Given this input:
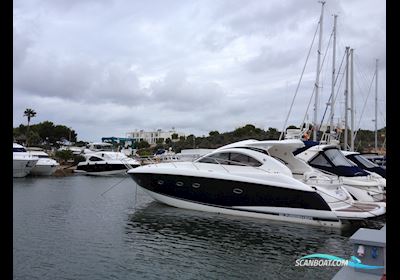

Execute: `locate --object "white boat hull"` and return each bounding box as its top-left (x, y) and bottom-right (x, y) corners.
top-left (13, 159), bottom-right (37, 178)
top-left (30, 164), bottom-right (59, 176)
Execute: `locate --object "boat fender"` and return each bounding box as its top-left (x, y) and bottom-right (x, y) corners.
top-left (357, 245), bottom-right (365, 257)
top-left (371, 247), bottom-right (378, 259)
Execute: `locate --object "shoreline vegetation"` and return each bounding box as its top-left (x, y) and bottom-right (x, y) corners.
top-left (14, 122), bottom-right (386, 174)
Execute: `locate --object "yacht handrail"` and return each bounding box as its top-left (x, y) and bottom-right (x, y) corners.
top-left (135, 155), bottom-right (280, 175)
top-left (194, 156), bottom-right (278, 175)
top-left (120, 157), bottom-right (135, 170)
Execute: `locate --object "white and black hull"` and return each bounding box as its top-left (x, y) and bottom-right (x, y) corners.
top-left (129, 171), bottom-right (342, 227)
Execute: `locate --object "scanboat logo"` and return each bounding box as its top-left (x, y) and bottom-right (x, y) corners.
top-left (295, 254), bottom-right (384, 269)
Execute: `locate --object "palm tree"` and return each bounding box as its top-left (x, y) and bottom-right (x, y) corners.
top-left (23, 108), bottom-right (37, 146)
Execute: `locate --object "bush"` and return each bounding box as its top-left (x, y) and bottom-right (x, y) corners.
top-left (54, 150), bottom-right (74, 163)
top-left (73, 155), bottom-right (86, 165)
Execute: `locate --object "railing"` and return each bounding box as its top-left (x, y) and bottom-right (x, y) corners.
top-left (133, 154), bottom-right (289, 177)
top-left (120, 158), bottom-right (135, 170)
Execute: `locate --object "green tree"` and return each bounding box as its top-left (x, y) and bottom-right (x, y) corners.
top-left (209, 131), bottom-right (220, 137)
top-left (23, 108), bottom-right (37, 146)
top-left (266, 127), bottom-right (280, 139)
top-left (26, 130), bottom-right (42, 146)
top-left (36, 121), bottom-right (55, 142)
top-left (137, 140), bottom-right (150, 149)
top-left (54, 150), bottom-right (74, 163)
top-left (171, 133), bottom-right (178, 140)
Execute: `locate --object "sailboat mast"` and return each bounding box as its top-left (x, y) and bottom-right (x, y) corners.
top-left (375, 59), bottom-right (378, 151)
top-left (344, 47), bottom-right (350, 150)
top-left (350, 48), bottom-right (355, 151)
top-left (313, 1), bottom-right (325, 141)
top-left (330, 14), bottom-right (338, 134)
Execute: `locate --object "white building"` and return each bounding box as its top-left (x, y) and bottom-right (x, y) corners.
top-left (126, 129), bottom-right (185, 145)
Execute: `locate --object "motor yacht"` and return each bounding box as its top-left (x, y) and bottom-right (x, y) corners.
top-left (13, 143), bottom-right (39, 178)
top-left (361, 153), bottom-right (386, 169)
top-left (26, 148), bottom-right (60, 176)
top-left (342, 151), bottom-right (386, 178)
top-left (83, 142), bottom-right (114, 154)
top-left (127, 139), bottom-right (385, 227)
top-left (216, 139), bottom-right (385, 221)
top-left (58, 146), bottom-right (84, 155)
top-left (75, 151), bottom-right (140, 176)
top-left (294, 143), bottom-right (385, 202)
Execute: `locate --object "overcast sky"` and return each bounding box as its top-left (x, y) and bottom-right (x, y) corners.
top-left (13, 0), bottom-right (386, 142)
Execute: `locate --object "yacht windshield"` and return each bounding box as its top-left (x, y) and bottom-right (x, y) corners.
top-left (198, 152), bottom-right (262, 167)
top-left (354, 155), bottom-right (378, 168)
top-left (13, 147), bottom-right (27, 152)
top-left (324, 149), bottom-right (354, 167)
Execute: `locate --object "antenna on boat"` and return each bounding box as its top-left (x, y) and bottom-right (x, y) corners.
top-left (329, 14), bottom-right (338, 135)
top-left (374, 59), bottom-right (378, 151)
top-left (343, 49), bottom-right (349, 149)
top-left (350, 48), bottom-right (355, 151)
top-left (313, 1), bottom-right (325, 141)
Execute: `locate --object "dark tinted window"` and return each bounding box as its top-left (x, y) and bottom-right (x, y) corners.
top-left (38, 155), bottom-right (49, 158)
top-left (198, 152), bottom-right (261, 167)
top-left (198, 152), bottom-right (230, 164)
top-left (230, 152), bottom-right (262, 167)
top-left (89, 156), bottom-right (103, 162)
top-left (325, 149), bottom-right (354, 167)
top-left (354, 155), bottom-right (378, 168)
top-left (310, 154), bottom-right (331, 167)
top-left (13, 147), bottom-right (27, 152)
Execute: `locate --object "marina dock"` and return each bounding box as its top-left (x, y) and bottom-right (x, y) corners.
top-left (332, 224), bottom-right (386, 280)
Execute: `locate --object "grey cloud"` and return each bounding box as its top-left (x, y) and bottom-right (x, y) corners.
top-left (201, 27), bottom-right (238, 52)
top-left (14, 54), bottom-right (96, 99)
top-left (13, 0), bottom-right (386, 141)
top-left (148, 69), bottom-right (226, 111)
top-left (244, 47), bottom-right (305, 73)
top-left (14, 53), bottom-right (147, 106)
top-left (13, 27), bottom-right (33, 68)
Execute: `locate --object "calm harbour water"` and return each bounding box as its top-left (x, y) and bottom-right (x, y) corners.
top-left (13, 175), bottom-right (385, 280)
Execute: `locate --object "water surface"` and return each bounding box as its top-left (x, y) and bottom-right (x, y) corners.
top-left (13, 175), bottom-right (384, 279)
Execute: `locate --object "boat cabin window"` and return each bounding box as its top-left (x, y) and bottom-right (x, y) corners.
top-left (37, 155), bottom-right (49, 158)
top-left (230, 152), bottom-right (261, 167)
top-left (13, 147), bottom-right (27, 152)
top-left (309, 154), bottom-right (331, 167)
top-left (198, 152), bottom-right (230, 165)
top-left (198, 152), bottom-right (262, 167)
top-left (353, 155), bottom-right (378, 168)
top-left (89, 156), bottom-right (104, 162)
top-left (324, 149), bottom-right (354, 167)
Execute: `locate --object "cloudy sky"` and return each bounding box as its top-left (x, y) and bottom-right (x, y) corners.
top-left (13, 0), bottom-right (386, 142)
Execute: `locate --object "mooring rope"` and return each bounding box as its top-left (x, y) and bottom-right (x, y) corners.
top-left (100, 176), bottom-right (128, 196)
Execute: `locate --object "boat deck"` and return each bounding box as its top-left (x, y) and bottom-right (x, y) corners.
top-left (336, 203), bottom-right (380, 212)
